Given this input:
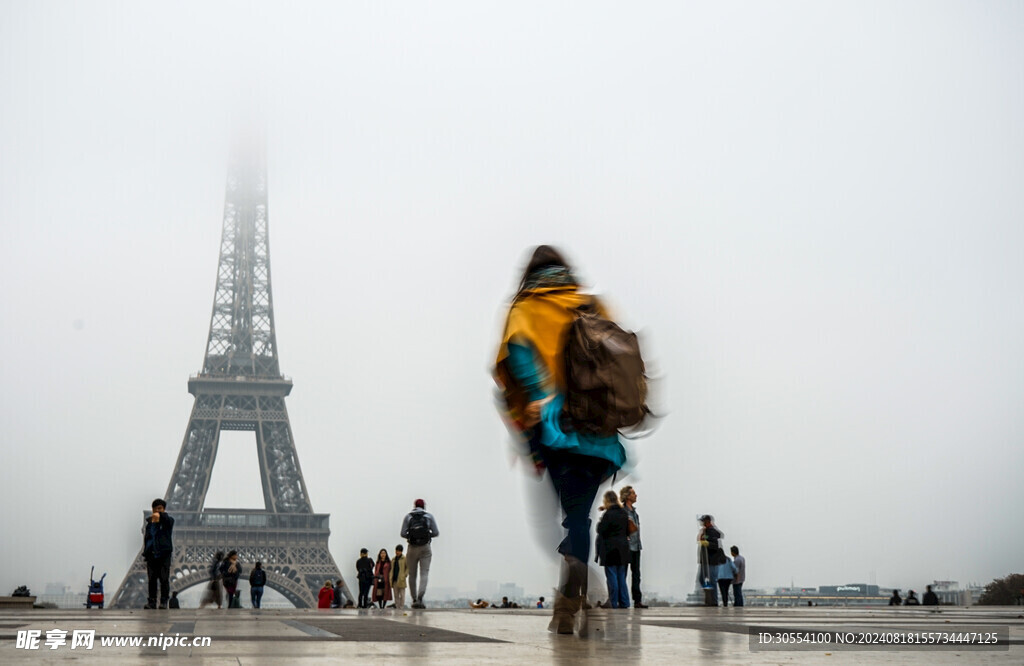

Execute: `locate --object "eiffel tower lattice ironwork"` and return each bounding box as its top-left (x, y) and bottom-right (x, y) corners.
top-left (111, 150), bottom-right (351, 608)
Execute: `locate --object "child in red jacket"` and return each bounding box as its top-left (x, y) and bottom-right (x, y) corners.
top-left (318, 580), bottom-right (334, 609)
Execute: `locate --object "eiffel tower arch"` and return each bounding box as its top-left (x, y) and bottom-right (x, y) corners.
top-left (111, 147), bottom-right (351, 608)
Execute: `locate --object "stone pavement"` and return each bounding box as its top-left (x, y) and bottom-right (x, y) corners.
top-left (1, 605), bottom-right (1021, 664)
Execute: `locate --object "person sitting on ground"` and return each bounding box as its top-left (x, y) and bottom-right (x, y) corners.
top-left (499, 596), bottom-right (511, 608)
top-left (922, 585), bottom-right (939, 606)
top-left (332, 579), bottom-right (345, 609)
top-left (536, 596), bottom-right (545, 609)
top-left (318, 580), bottom-right (334, 609)
top-left (904, 589), bottom-right (920, 605)
top-left (470, 599), bottom-right (490, 609)
top-left (889, 589), bottom-right (902, 606)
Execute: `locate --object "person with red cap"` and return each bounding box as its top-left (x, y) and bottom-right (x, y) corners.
top-left (400, 498), bottom-right (440, 609)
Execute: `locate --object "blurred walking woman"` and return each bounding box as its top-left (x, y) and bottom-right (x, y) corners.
top-left (596, 491), bottom-right (630, 609)
top-left (494, 246), bottom-right (627, 634)
top-left (372, 549), bottom-right (392, 609)
top-left (220, 550), bottom-right (242, 607)
top-left (199, 551), bottom-right (225, 609)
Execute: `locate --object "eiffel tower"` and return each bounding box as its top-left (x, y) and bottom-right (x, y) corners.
top-left (111, 146), bottom-right (351, 608)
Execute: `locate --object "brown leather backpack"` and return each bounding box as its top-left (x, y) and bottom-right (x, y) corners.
top-left (562, 303), bottom-right (648, 436)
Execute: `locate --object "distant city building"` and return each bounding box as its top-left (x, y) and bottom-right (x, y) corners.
top-left (498, 583), bottom-right (524, 600)
top-left (921, 581), bottom-right (986, 606)
top-left (38, 584), bottom-right (88, 609)
top-left (678, 579), bottom-right (989, 608)
top-left (667, 584), bottom-right (691, 601)
top-left (819, 584), bottom-right (880, 596)
top-left (44, 583), bottom-right (73, 596)
top-left (930, 580), bottom-right (961, 605)
top-left (476, 581), bottom-right (498, 598)
top-left (689, 583), bottom-right (888, 607)
top-left (426, 587), bottom-right (459, 602)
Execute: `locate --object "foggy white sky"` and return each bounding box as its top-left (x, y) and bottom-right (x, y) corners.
top-left (1, 1), bottom-right (1022, 601)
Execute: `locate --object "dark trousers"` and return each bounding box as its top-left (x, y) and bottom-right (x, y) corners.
top-left (732, 582), bottom-right (744, 607)
top-left (628, 550), bottom-right (642, 604)
top-left (251, 585), bottom-right (264, 609)
top-left (540, 447), bottom-right (608, 601)
top-left (146, 556), bottom-right (171, 608)
top-left (718, 579), bottom-right (732, 606)
top-left (543, 449), bottom-right (608, 564)
top-left (358, 579), bottom-right (372, 608)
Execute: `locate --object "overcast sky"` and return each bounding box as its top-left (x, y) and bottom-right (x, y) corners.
top-left (1, 1), bottom-right (1022, 602)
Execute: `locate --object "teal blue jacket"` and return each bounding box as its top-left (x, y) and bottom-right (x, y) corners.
top-left (506, 342), bottom-right (626, 470)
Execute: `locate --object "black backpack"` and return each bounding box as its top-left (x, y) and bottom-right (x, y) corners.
top-left (407, 513), bottom-right (431, 546)
top-left (563, 303), bottom-right (648, 436)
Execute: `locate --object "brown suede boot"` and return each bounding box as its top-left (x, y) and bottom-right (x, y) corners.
top-left (548, 592), bottom-right (580, 634)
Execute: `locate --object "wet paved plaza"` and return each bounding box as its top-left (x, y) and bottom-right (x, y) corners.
top-left (1, 605), bottom-right (1021, 663)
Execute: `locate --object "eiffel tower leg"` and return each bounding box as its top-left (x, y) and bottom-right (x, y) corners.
top-left (109, 548), bottom-right (155, 610)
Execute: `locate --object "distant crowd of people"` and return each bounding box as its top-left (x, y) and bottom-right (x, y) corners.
top-left (470, 596), bottom-right (538, 609)
top-left (889, 585), bottom-right (940, 606)
top-left (140, 496), bottom-right (441, 611)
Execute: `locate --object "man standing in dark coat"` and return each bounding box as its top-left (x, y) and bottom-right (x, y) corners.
top-left (143, 498), bottom-right (174, 609)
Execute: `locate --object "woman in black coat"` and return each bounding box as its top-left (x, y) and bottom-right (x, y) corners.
top-left (596, 490), bottom-right (631, 608)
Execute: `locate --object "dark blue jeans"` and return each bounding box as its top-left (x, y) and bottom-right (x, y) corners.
top-left (538, 445), bottom-right (610, 600)
top-left (250, 585), bottom-right (264, 608)
top-left (605, 565), bottom-right (630, 608)
top-left (542, 448), bottom-right (609, 563)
